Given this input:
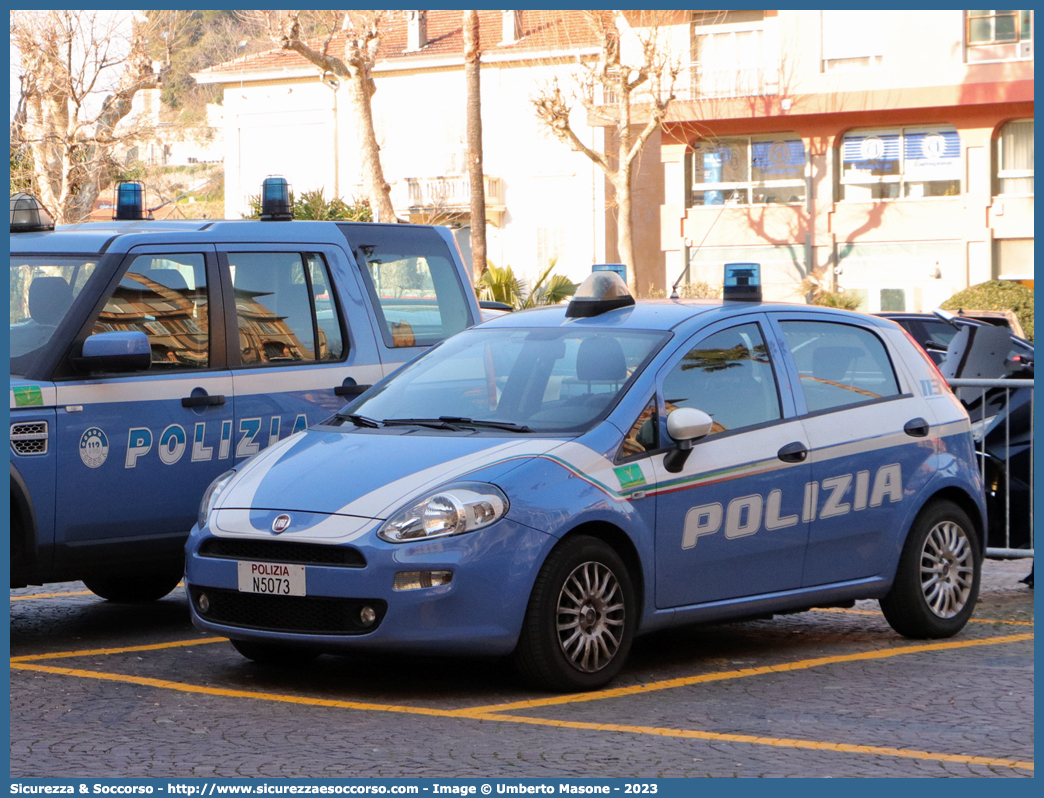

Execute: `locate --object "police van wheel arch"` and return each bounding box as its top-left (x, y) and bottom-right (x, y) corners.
top-left (879, 500), bottom-right (981, 639)
top-left (230, 638), bottom-right (321, 666)
top-left (9, 468), bottom-right (38, 578)
top-left (513, 535), bottom-right (636, 692)
top-left (82, 566), bottom-right (184, 603)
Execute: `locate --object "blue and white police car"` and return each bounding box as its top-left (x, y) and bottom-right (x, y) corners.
top-left (9, 185), bottom-right (480, 601)
top-left (186, 265), bottom-right (986, 691)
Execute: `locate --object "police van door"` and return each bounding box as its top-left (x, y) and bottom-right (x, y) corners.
top-left (771, 315), bottom-right (935, 587)
top-left (53, 246), bottom-right (233, 572)
top-left (218, 245), bottom-right (383, 461)
top-left (653, 316), bottom-right (812, 608)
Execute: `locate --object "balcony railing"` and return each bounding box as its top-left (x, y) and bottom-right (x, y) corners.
top-left (688, 61), bottom-right (779, 100)
top-left (406, 175), bottom-right (502, 209)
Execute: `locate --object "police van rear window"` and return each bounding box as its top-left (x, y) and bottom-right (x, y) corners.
top-left (340, 225), bottom-right (472, 349)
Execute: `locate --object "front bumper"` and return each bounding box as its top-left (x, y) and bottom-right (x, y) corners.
top-left (186, 511), bottom-right (555, 656)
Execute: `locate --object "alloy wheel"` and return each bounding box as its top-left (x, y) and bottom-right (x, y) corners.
top-left (555, 561), bottom-right (626, 673)
top-left (920, 520), bottom-right (975, 619)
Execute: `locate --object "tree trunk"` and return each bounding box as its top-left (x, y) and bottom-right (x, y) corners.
top-left (464, 10), bottom-right (487, 280)
top-left (346, 70), bottom-right (396, 223)
top-left (616, 81), bottom-right (637, 294)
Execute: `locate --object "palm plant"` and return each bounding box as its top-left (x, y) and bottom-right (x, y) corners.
top-left (477, 259), bottom-right (577, 310)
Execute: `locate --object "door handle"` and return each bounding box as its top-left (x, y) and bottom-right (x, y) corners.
top-left (777, 441), bottom-right (808, 463)
top-left (182, 393), bottom-right (226, 408)
top-left (904, 417), bottom-right (930, 438)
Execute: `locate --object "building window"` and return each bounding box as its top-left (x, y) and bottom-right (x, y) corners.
top-left (996, 119), bottom-right (1034, 195)
top-left (689, 135), bottom-right (806, 207)
top-left (689, 11), bottom-right (776, 100)
top-left (821, 10), bottom-right (885, 71)
top-left (536, 227), bottom-right (566, 271)
top-left (966, 10), bottom-right (1033, 61)
top-left (994, 239), bottom-right (1034, 281)
top-left (840, 127), bottom-right (961, 201)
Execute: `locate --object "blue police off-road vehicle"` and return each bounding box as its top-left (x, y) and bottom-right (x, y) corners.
top-left (9, 184), bottom-right (480, 602)
top-left (186, 266), bottom-right (987, 691)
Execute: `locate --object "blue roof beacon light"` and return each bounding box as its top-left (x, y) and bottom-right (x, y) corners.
top-left (566, 270), bottom-right (635, 318)
top-left (10, 193), bottom-right (55, 233)
top-left (591, 263), bottom-right (627, 283)
top-left (114, 181), bottom-right (146, 221)
top-left (260, 176), bottom-right (293, 221)
top-left (723, 262), bottom-right (762, 302)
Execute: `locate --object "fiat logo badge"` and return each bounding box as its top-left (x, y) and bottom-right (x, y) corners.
top-left (272, 514), bottom-right (292, 534)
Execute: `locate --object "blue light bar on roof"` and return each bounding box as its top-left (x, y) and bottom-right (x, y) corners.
top-left (114, 181), bottom-right (145, 221)
top-left (260, 176), bottom-right (293, 221)
top-left (723, 262), bottom-right (762, 302)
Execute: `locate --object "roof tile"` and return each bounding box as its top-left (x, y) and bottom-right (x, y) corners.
top-left (199, 10), bottom-right (606, 77)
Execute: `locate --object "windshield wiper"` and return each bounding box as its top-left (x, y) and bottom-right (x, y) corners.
top-left (436, 416), bottom-right (533, 433)
top-left (382, 417), bottom-right (463, 431)
top-left (334, 412), bottom-right (382, 429)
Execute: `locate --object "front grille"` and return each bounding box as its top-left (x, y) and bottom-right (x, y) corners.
top-left (11, 422), bottom-right (48, 456)
top-left (191, 587), bottom-right (386, 635)
top-left (199, 538), bottom-right (366, 567)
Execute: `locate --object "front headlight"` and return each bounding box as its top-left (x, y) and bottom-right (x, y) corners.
top-left (378, 481), bottom-right (509, 543)
top-left (198, 469), bottom-right (236, 530)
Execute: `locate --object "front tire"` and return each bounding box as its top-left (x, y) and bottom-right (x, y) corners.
top-left (880, 501), bottom-right (981, 638)
top-left (83, 567), bottom-right (184, 603)
top-left (514, 535), bottom-right (635, 692)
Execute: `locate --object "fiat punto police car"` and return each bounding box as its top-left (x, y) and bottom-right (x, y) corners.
top-left (186, 266), bottom-right (986, 691)
top-left (9, 185), bottom-right (480, 601)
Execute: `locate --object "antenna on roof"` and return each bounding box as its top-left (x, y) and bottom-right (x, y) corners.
top-left (669, 189), bottom-right (739, 299)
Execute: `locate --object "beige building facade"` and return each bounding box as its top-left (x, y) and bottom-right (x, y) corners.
top-left (196, 10), bottom-right (1033, 307)
top-left (642, 9), bottom-right (1034, 309)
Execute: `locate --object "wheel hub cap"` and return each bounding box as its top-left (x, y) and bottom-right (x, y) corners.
top-left (556, 561), bottom-right (625, 673)
top-left (920, 520), bottom-right (974, 619)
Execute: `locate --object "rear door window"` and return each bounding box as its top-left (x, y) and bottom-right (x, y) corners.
top-left (780, 320), bottom-right (900, 413)
top-left (227, 251), bottom-right (347, 367)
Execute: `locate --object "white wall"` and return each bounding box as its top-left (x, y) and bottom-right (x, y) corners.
top-left (220, 58), bottom-right (605, 290)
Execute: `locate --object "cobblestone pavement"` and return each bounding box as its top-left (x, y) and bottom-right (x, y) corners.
top-left (10, 559), bottom-right (1033, 779)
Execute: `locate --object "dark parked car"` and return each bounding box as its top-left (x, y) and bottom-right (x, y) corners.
top-left (877, 311), bottom-right (1033, 373)
top-left (878, 311), bottom-right (1033, 554)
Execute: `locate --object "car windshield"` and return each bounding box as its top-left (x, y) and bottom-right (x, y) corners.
top-left (10, 256), bottom-right (100, 375)
top-left (348, 326), bottom-right (668, 433)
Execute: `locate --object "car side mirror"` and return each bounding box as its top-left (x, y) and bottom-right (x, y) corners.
top-left (663, 407), bottom-right (714, 473)
top-left (77, 331), bottom-right (152, 374)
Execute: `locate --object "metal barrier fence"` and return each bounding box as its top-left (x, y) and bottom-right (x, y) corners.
top-left (948, 377), bottom-right (1034, 558)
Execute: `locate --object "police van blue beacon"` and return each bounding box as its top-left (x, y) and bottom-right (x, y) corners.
top-left (186, 265), bottom-right (987, 691)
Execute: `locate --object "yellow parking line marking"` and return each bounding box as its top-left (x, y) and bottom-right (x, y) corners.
top-left (10, 582), bottom-right (185, 602)
top-left (11, 590), bottom-right (96, 601)
top-left (10, 661), bottom-right (465, 718)
top-left (814, 607), bottom-right (1034, 626)
top-left (10, 637), bottom-right (226, 663)
top-left (463, 713), bottom-right (1034, 772)
top-left (457, 632), bottom-right (1034, 715)
top-left (10, 658), bottom-right (1032, 772)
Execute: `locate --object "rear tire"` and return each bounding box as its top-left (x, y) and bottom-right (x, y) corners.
top-left (83, 567), bottom-right (184, 603)
top-left (230, 638), bottom-right (320, 667)
top-left (514, 535), bottom-right (635, 692)
top-left (880, 501), bottom-right (981, 638)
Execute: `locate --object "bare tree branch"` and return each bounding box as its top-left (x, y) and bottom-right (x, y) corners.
top-left (257, 9), bottom-right (396, 222)
top-left (531, 10), bottom-right (680, 291)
